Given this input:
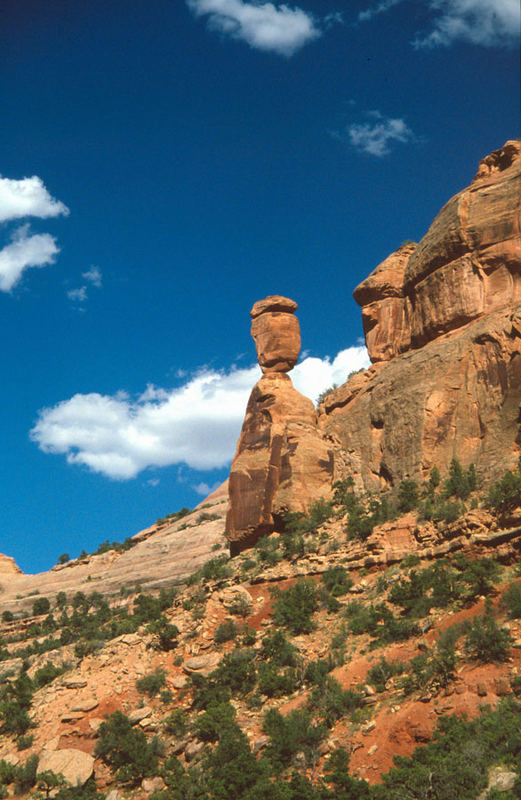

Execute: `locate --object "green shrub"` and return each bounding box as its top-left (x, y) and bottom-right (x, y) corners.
top-left (464, 612), bottom-right (512, 662)
top-left (271, 579), bottom-right (319, 635)
top-left (323, 748), bottom-right (372, 799)
top-left (229, 595), bottom-right (251, 618)
top-left (214, 620), bottom-right (238, 644)
top-left (32, 597), bottom-right (51, 616)
top-left (304, 657), bottom-right (334, 686)
top-left (190, 673), bottom-right (231, 711)
top-left (321, 565), bottom-right (353, 596)
top-left (200, 556), bottom-right (232, 582)
top-left (94, 710), bottom-right (162, 785)
top-left (195, 701), bottom-right (236, 742)
top-left (367, 657), bottom-right (406, 692)
top-left (254, 535), bottom-right (283, 567)
top-left (146, 616), bottom-right (179, 651)
top-left (14, 754), bottom-right (38, 794)
top-left (444, 458), bottom-right (477, 500)
top-left (259, 630), bottom-right (298, 667)
top-left (57, 553), bottom-right (70, 564)
top-left (162, 708), bottom-right (188, 738)
top-left (263, 708), bottom-right (327, 771)
top-left (1, 611), bottom-right (13, 623)
top-left (203, 720), bottom-right (266, 799)
top-left (400, 644), bottom-right (456, 695)
top-left (15, 733), bottom-right (33, 750)
top-left (487, 459), bottom-right (521, 513)
top-left (136, 669), bottom-right (167, 698)
top-left (501, 582), bottom-right (521, 618)
top-left (308, 675), bottom-right (363, 727)
top-left (0, 672), bottom-right (34, 736)
top-left (397, 480), bottom-right (419, 513)
top-left (0, 761), bottom-right (16, 786)
top-left (34, 661), bottom-right (70, 688)
top-left (257, 663), bottom-right (299, 697)
top-left (210, 649), bottom-right (257, 696)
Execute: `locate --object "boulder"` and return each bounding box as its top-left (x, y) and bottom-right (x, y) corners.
top-left (182, 653), bottom-right (221, 675)
top-left (250, 295), bottom-right (300, 373)
top-left (38, 748), bottom-right (94, 787)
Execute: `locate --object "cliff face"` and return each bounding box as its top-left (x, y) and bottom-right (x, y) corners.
top-left (355, 140), bottom-right (521, 364)
top-left (321, 140), bottom-right (521, 491)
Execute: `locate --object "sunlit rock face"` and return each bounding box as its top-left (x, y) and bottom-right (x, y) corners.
top-left (354, 140), bottom-right (521, 364)
top-left (321, 140), bottom-right (521, 493)
top-left (226, 296), bottom-right (334, 554)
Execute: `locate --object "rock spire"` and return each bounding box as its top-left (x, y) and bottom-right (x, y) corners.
top-left (226, 296), bottom-right (334, 554)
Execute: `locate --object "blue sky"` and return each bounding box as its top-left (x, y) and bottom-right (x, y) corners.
top-left (1, 0), bottom-right (519, 573)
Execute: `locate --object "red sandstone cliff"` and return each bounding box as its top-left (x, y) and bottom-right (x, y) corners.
top-left (320, 140), bottom-right (521, 491)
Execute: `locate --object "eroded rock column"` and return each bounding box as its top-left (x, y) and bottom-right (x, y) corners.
top-left (226, 296), bottom-right (334, 554)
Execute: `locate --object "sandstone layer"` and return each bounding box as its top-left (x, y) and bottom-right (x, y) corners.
top-left (355, 140), bottom-right (521, 363)
top-left (0, 492), bottom-right (228, 616)
top-left (322, 139), bottom-right (521, 491)
top-left (227, 296), bottom-right (334, 553)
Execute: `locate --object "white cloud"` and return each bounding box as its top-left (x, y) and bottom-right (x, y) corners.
top-left (358, 0), bottom-right (519, 47)
top-left (193, 481), bottom-right (221, 495)
top-left (415, 0), bottom-right (520, 48)
top-left (0, 175), bottom-right (69, 224)
top-left (358, 0), bottom-right (404, 22)
top-left (67, 286), bottom-right (87, 303)
top-left (30, 345), bottom-right (369, 480)
top-left (82, 266), bottom-right (102, 288)
top-left (347, 112), bottom-right (414, 157)
top-left (0, 224), bottom-right (60, 292)
top-left (186, 0), bottom-right (320, 55)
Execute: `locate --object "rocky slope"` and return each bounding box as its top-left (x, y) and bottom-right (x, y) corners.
top-left (0, 486), bottom-right (228, 617)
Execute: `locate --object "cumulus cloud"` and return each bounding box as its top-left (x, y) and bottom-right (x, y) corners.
top-left (358, 0), bottom-right (519, 48)
top-left (186, 0), bottom-right (320, 56)
top-left (0, 175), bottom-right (69, 223)
top-left (30, 345), bottom-right (369, 480)
top-left (415, 0), bottom-right (520, 48)
top-left (347, 112), bottom-right (414, 157)
top-left (0, 225), bottom-right (60, 292)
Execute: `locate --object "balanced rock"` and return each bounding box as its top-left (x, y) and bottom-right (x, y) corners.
top-left (250, 295), bottom-right (301, 373)
top-left (227, 296), bottom-right (334, 553)
top-left (321, 139), bottom-right (521, 490)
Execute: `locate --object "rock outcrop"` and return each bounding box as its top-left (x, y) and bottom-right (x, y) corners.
top-left (0, 554), bottom-right (22, 575)
top-left (321, 139), bottom-right (521, 491)
top-left (355, 139), bottom-right (521, 364)
top-left (226, 296), bottom-right (334, 553)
